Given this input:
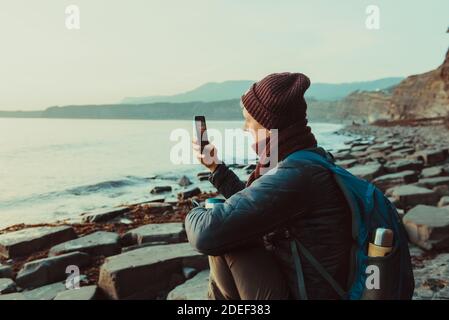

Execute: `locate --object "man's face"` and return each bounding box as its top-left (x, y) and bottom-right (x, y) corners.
top-left (241, 101), bottom-right (270, 144)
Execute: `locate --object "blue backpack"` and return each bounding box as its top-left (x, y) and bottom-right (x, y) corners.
top-left (286, 149), bottom-right (415, 300)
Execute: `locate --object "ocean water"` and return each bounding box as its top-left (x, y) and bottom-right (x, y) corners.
top-left (0, 118), bottom-right (352, 229)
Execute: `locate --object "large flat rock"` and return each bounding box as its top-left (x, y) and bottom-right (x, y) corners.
top-left (16, 251), bottom-right (90, 289)
top-left (414, 149), bottom-right (447, 166)
top-left (167, 269), bottom-right (209, 300)
top-left (49, 231), bottom-right (120, 258)
top-left (386, 149), bottom-right (415, 161)
top-left (439, 196), bottom-right (449, 207)
top-left (82, 207), bottom-right (130, 223)
top-left (387, 185), bottom-right (439, 208)
top-left (348, 163), bottom-right (383, 181)
top-left (335, 159), bottom-right (358, 168)
top-left (384, 159), bottom-right (423, 174)
top-left (123, 223), bottom-right (186, 246)
top-left (0, 278), bottom-right (17, 294)
top-left (0, 292), bottom-right (27, 300)
top-left (178, 187), bottom-right (202, 200)
top-left (141, 202), bottom-right (174, 214)
top-left (372, 170), bottom-right (419, 192)
top-left (22, 282), bottom-right (67, 300)
top-left (0, 226), bottom-right (77, 259)
top-left (417, 177), bottom-right (449, 189)
top-left (98, 242), bottom-right (207, 300)
top-left (54, 285), bottom-right (103, 300)
top-left (0, 265), bottom-right (13, 279)
top-left (421, 165), bottom-right (448, 178)
top-left (403, 205), bottom-right (449, 250)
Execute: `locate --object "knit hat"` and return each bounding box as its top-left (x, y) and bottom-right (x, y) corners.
top-left (241, 72), bottom-right (311, 130)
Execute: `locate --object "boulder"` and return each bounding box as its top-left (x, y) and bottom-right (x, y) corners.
top-left (384, 159), bottom-right (423, 174)
top-left (22, 282), bottom-right (67, 300)
top-left (165, 197), bottom-right (180, 205)
top-left (178, 176), bottom-right (192, 187)
top-left (54, 285), bottom-right (103, 300)
top-left (372, 170), bottom-right (419, 192)
top-left (386, 148), bottom-right (415, 161)
top-left (15, 251), bottom-right (90, 289)
top-left (387, 185), bottom-right (439, 208)
top-left (392, 144), bottom-right (414, 152)
top-left (351, 145), bottom-right (369, 152)
top-left (0, 292), bottom-right (26, 300)
top-left (82, 207), bottom-right (130, 223)
top-left (414, 149), bottom-right (447, 166)
top-left (351, 140), bottom-right (372, 147)
top-left (367, 151), bottom-right (388, 163)
top-left (347, 163), bottom-right (383, 181)
top-left (0, 278), bottom-right (17, 294)
top-left (121, 241), bottom-right (167, 253)
top-left (167, 270), bottom-right (209, 300)
top-left (438, 196), bottom-right (449, 207)
top-left (403, 205), bottom-right (449, 250)
top-left (0, 226), bottom-right (77, 259)
top-left (0, 265), bottom-right (13, 279)
top-left (366, 143), bottom-right (392, 153)
top-left (143, 202), bottom-right (173, 214)
top-left (433, 185), bottom-right (449, 197)
top-left (123, 223), bottom-right (186, 246)
top-left (332, 151), bottom-right (354, 161)
top-left (417, 177), bottom-right (449, 189)
top-left (131, 197), bottom-right (166, 206)
top-left (150, 186), bottom-right (172, 194)
top-left (178, 187), bottom-right (201, 200)
top-left (98, 242), bottom-right (208, 300)
top-left (421, 166), bottom-right (447, 178)
top-left (49, 231), bottom-right (120, 257)
top-left (349, 151), bottom-right (369, 159)
top-left (335, 159), bottom-right (358, 168)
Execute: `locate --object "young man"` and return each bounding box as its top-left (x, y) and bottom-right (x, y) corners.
top-left (186, 72), bottom-right (352, 300)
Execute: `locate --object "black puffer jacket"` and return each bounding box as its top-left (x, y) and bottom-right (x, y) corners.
top-left (185, 147), bottom-right (352, 299)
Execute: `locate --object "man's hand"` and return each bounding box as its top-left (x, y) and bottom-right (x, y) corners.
top-left (192, 137), bottom-right (221, 173)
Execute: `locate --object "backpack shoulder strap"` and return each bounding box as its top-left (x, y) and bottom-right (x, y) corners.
top-left (286, 149), bottom-right (350, 299)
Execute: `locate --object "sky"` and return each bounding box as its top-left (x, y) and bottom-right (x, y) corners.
top-left (0, 0), bottom-right (448, 110)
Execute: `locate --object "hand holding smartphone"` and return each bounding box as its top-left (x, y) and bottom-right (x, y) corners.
top-left (195, 116), bottom-right (209, 153)
top-left (193, 116), bottom-right (219, 172)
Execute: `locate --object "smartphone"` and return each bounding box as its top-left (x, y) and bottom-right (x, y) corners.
top-left (194, 116), bottom-right (209, 153)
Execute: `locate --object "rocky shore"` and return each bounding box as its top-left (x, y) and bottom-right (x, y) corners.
top-left (0, 169), bottom-right (255, 300)
top-left (1, 124), bottom-right (449, 300)
top-left (338, 124), bottom-right (449, 300)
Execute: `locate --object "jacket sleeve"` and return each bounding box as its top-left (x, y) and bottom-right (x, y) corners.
top-left (185, 163), bottom-right (311, 256)
top-left (208, 163), bottom-right (246, 198)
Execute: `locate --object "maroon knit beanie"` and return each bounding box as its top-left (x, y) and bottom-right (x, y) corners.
top-left (241, 72), bottom-right (311, 130)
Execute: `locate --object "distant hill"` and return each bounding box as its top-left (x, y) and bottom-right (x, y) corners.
top-left (122, 80), bottom-right (253, 104)
top-left (0, 98), bottom-right (337, 122)
top-left (121, 77), bottom-right (403, 104)
top-left (0, 100), bottom-right (244, 121)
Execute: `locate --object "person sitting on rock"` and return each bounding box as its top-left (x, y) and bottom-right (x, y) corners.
top-left (186, 72), bottom-right (352, 300)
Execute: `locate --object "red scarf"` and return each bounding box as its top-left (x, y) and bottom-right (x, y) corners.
top-left (246, 121), bottom-right (317, 187)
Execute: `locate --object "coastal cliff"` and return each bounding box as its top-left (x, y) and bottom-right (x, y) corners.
top-left (329, 47), bottom-right (449, 123)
